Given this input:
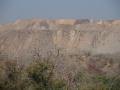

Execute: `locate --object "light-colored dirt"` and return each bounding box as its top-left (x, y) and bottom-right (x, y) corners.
top-left (0, 19), bottom-right (120, 58)
top-left (0, 19), bottom-right (120, 76)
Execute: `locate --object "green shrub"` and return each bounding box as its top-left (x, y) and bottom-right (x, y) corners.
top-left (74, 70), bottom-right (120, 90)
top-left (0, 58), bottom-right (119, 90)
top-left (26, 60), bottom-right (66, 90)
top-left (0, 60), bottom-right (66, 90)
top-left (0, 60), bottom-right (29, 90)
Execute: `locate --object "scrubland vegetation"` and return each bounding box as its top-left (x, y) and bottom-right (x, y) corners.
top-left (0, 55), bottom-right (120, 90)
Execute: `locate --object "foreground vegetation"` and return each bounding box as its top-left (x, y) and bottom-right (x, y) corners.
top-left (0, 57), bottom-right (120, 90)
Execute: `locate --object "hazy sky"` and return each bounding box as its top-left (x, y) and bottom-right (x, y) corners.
top-left (0, 0), bottom-right (120, 24)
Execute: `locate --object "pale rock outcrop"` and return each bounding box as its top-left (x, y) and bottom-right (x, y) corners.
top-left (0, 19), bottom-right (120, 76)
top-left (55, 19), bottom-right (76, 25)
top-left (112, 20), bottom-right (120, 25)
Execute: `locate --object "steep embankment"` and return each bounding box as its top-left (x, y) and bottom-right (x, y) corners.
top-left (0, 19), bottom-right (120, 60)
top-left (0, 19), bottom-right (120, 77)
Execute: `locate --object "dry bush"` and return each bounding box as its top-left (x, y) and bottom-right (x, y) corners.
top-left (0, 60), bottom-right (29, 90)
top-left (0, 55), bottom-right (120, 90)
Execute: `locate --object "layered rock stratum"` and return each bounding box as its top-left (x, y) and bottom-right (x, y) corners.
top-left (0, 19), bottom-right (120, 58)
top-left (0, 19), bottom-right (120, 76)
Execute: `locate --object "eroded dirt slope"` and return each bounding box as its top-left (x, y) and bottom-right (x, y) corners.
top-left (0, 19), bottom-right (120, 76)
top-left (0, 19), bottom-right (120, 59)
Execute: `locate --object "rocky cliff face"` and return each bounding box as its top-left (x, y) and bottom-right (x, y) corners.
top-left (0, 19), bottom-right (120, 60)
top-left (0, 19), bottom-right (120, 76)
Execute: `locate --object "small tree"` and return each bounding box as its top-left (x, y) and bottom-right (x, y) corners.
top-left (26, 60), bottom-right (66, 90)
